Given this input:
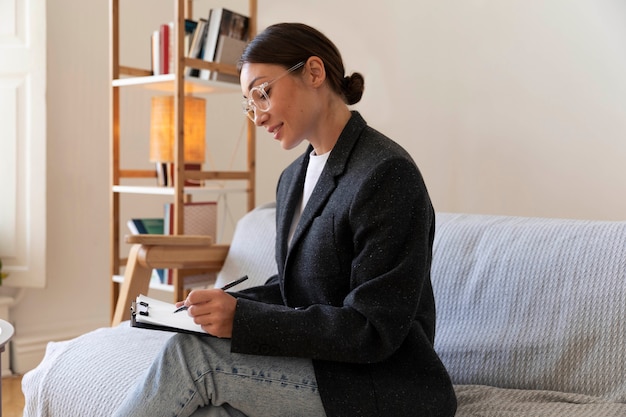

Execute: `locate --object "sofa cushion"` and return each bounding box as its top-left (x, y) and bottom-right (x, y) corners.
top-left (214, 202), bottom-right (278, 289)
top-left (432, 213), bottom-right (626, 400)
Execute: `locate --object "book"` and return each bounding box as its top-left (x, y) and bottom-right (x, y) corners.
top-left (127, 218), bottom-right (167, 283)
top-left (164, 201), bottom-right (218, 284)
top-left (151, 20), bottom-right (195, 76)
top-left (185, 18), bottom-right (208, 77)
top-left (198, 8), bottom-right (249, 80)
top-left (168, 22), bottom-right (175, 73)
top-left (151, 29), bottom-right (160, 75)
top-left (155, 162), bottom-right (168, 187)
top-left (184, 19), bottom-right (198, 56)
top-left (159, 23), bottom-right (170, 74)
top-left (127, 218), bottom-right (164, 235)
top-left (131, 294), bottom-right (211, 336)
top-left (164, 201), bottom-right (217, 238)
top-left (211, 35), bottom-right (247, 83)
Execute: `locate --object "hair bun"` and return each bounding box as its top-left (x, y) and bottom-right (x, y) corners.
top-left (343, 73), bottom-right (365, 105)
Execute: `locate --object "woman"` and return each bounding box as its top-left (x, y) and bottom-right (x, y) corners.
top-left (114, 23), bottom-right (456, 417)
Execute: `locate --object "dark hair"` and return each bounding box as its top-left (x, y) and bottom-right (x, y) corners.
top-left (238, 23), bottom-right (364, 105)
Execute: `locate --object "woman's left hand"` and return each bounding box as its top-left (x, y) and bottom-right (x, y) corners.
top-left (179, 289), bottom-right (238, 338)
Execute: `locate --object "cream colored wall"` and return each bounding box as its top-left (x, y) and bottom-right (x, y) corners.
top-left (260, 0), bottom-right (626, 220)
top-left (8, 0), bottom-right (626, 373)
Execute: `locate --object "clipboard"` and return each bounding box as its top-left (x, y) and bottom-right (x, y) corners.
top-left (130, 294), bottom-right (213, 336)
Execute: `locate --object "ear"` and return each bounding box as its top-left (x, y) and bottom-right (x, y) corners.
top-left (305, 56), bottom-right (326, 88)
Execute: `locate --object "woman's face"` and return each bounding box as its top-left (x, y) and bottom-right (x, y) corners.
top-left (240, 62), bottom-right (317, 150)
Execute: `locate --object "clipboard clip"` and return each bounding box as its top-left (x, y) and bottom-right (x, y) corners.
top-left (130, 300), bottom-right (150, 317)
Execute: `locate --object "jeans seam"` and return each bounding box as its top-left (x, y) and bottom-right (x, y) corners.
top-left (194, 369), bottom-right (318, 391)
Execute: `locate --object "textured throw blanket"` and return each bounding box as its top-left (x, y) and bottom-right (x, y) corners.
top-left (455, 385), bottom-right (626, 416)
top-left (432, 213), bottom-right (626, 416)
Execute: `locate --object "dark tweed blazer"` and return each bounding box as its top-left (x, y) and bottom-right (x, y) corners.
top-left (231, 112), bottom-right (456, 416)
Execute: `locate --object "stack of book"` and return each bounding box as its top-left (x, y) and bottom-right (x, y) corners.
top-left (151, 20), bottom-right (197, 75)
top-left (151, 8), bottom-right (250, 83)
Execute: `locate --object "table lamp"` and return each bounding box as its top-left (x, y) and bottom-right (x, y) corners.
top-left (150, 95), bottom-right (206, 186)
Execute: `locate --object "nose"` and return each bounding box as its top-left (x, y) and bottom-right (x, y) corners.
top-left (253, 110), bottom-right (268, 126)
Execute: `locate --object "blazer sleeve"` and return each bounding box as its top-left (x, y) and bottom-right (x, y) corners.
top-left (229, 275), bottom-right (284, 306)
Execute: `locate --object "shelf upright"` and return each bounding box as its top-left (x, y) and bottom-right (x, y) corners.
top-left (109, 0), bottom-right (121, 318)
top-left (171, 0), bottom-right (188, 298)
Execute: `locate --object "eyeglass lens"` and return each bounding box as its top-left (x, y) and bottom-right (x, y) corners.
top-left (250, 87), bottom-right (270, 112)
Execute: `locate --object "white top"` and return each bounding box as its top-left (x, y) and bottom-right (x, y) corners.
top-left (301, 150), bottom-right (330, 212)
top-left (288, 150), bottom-right (331, 245)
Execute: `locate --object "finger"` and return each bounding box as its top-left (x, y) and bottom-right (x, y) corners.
top-left (186, 289), bottom-right (219, 305)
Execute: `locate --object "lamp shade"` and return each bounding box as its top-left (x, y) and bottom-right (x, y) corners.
top-left (150, 96), bottom-right (206, 163)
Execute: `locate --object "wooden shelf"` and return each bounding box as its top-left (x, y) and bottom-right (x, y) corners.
top-left (109, 0), bottom-right (257, 319)
top-left (113, 184), bottom-right (249, 196)
top-left (112, 74), bottom-right (242, 94)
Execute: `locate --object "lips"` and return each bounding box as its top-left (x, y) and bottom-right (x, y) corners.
top-left (268, 123), bottom-right (283, 139)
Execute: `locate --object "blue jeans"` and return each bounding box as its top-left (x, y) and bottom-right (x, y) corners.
top-left (112, 333), bottom-right (326, 417)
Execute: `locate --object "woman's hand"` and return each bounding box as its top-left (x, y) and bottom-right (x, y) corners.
top-left (176, 289), bottom-right (238, 338)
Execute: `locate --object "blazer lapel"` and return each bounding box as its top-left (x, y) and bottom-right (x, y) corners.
top-left (276, 152), bottom-right (308, 266)
top-left (288, 112), bottom-right (367, 252)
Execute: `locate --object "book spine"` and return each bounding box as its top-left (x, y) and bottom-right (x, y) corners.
top-left (184, 19), bottom-right (197, 58)
top-left (151, 30), bottom-right (160, 75)
top-left (185, 19), bottom-right (207, 77)
top-left (168, 22), bottom-right (174, 75)
top-left (167, 162), bottom-right (174, 187)
top-left (155, 162), bottom-right (167, 186)
top-left (160, 23), bottom-right (170, 74)
top-left (127, 219), bottom-right (141, 234)
top-left (198, 8), bottom-right (221, 80)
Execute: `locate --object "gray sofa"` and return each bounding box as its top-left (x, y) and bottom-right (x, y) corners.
top-left (22, 203), bottom-right (626, 416)
top-left (433, 212), bottom-right (626, 416)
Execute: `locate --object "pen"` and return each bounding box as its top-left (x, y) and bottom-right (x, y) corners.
top-left (173, 275), bottom-right (249, 313)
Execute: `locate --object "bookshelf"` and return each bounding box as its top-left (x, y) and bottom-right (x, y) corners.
top-left (109, 0), bottom-right (257, 319)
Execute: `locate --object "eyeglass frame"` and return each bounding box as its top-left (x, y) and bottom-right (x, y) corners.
top-left (242, 61), bottom-right (305, 121)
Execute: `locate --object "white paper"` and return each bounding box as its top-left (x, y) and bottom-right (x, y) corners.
top-left (135, 294), bottom-right (209, 335)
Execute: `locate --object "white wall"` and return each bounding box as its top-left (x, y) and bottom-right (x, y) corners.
top-left (259, 0), bottom-right (626, 220)
top-left (9, 0), bottom-right (626, 373)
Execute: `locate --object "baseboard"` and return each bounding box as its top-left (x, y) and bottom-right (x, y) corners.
top-left (11, 318), bottom-right (107, 374)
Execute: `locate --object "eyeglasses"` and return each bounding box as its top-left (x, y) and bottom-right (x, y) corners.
top-left (242, 61), bottom-right (305, 121)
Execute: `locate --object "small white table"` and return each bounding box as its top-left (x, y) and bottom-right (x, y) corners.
top-left (0, 320), bottom-right (14, 417)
